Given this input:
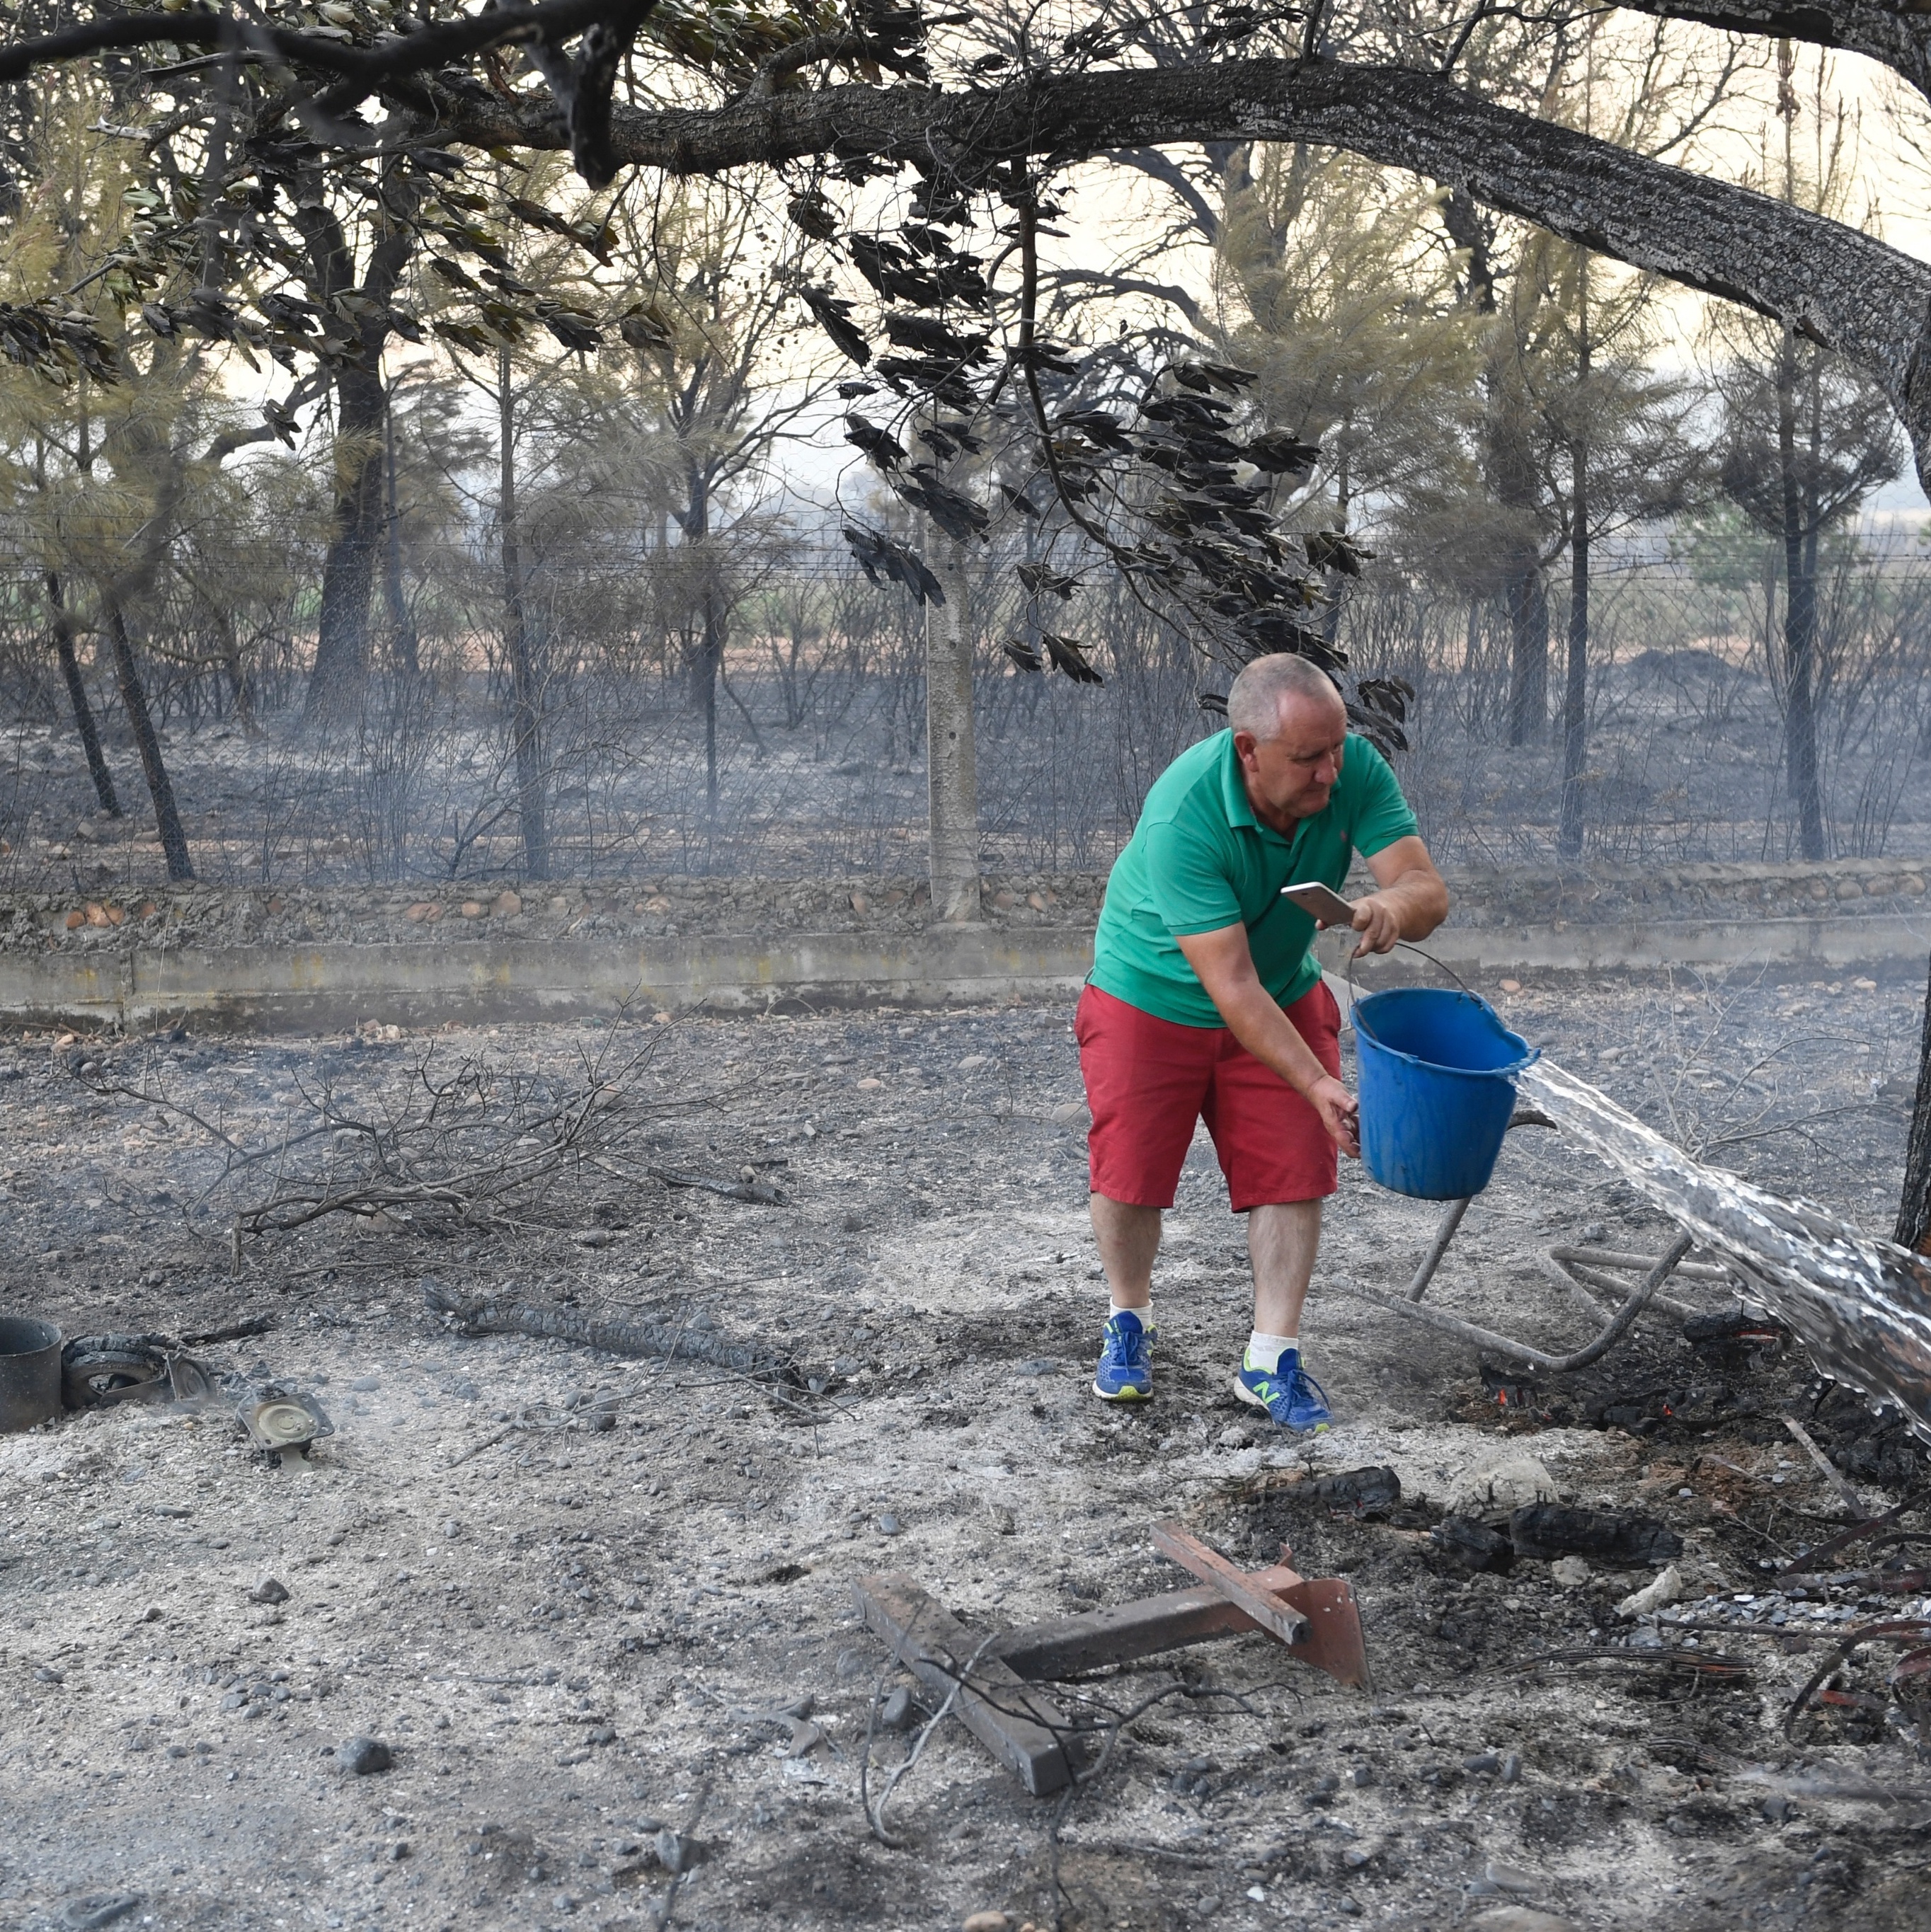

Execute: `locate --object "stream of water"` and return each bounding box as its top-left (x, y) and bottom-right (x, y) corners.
top-left (1520, 1060), bottom-right (1931, 1441)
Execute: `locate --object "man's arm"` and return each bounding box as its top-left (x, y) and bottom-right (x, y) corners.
top-left (1174, 925), bottom-right (1360, 1156)
top-left (1340, 835), bottom-right (1449, 959)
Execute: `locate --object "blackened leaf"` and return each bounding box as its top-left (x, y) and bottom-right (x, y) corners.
top-left (1346, 698), bottom-right (1408, 756)
top-left (844, 412), bottom-right (905, 471)
top-left (801, 287), bottom-right (870, 366)
top-left (874, 355), bottom-right (980, 411)
top-left (915, 419), bottom-right (982, 461)
top-left (1016, 562), bottom-right (1080, 599)
top-left (539, 304), bottom-right (602, 352)
top-left (619, 302), bottom-right (674, 352)
top-left (786, 190), bottom-right (840, 241)
top-left (1304, 529), bottom-right (1375, 577)
top-left (1245, 430), bottom-right (1322, 476)
top-left (842, 524), bottom-right (944, 604)
top-left (883, 312), bottom-right (988, 361)
top-left (895, 468), bottom-right (988, 541)
top-left (1003, 639), bottom-right (1044, 672)
top-left (849, 234), bottom-right (948, 306)
top-left (1042, 633), bottom-right (1104, 684)
top-left (1054, 407), bottom-right (1130, 451)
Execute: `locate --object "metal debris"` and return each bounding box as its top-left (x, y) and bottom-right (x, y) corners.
top-left (236, 1387), bottom-right (334, 1467)
top-left (856, 1527), bottom-right (1370, 1796)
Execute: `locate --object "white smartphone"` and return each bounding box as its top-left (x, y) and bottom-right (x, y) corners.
top-left (1280, 881), bottom-right (1356, 928)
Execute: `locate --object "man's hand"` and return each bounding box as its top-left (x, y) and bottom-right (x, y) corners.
top-left (1348, 891), bottom-right (1404, 959)
top-left (1309, 1074), bottom-right (1360, 1156)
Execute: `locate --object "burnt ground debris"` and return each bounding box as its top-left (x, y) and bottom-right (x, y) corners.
top-left (0, 971), bottom-right (1929, 1931)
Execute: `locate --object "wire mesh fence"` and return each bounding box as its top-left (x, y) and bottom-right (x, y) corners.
top-left (2, 530), bottom-right (1930, 888)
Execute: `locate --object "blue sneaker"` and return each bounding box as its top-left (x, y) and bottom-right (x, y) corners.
top-left (1234, 1349), bottom-right (1332, 1432)
top-left (1093, 1309), bottom-right (1154, 1401)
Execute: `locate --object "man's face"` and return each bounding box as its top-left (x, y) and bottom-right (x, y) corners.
top-left (1233, 693), bottom-right (1348, 830)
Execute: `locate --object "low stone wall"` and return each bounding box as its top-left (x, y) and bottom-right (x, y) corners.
top-left (1438, 856), bottom-right (1929, 930)
top-left (3, 856), bottom-right (1923, 962)
top-left (0, 872), bottom-right (1103, 958)
top-left (1, 858), bottom-right (1927, 1033)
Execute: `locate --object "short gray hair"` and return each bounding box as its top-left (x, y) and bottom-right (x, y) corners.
top-left (1227, 652), bottom-right (1345, 742)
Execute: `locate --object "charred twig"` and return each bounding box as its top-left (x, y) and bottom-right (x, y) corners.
top-left (1780, 1484), bottom-right (1931, 1575)
top-left (177, 1316), bottom-right (275, 1347)
top-left (647, 1165), bottom-right (785, 1206)
top-left (1782, 1416), bottom-right (1874, 1519)
top-left (73, 1020), bottom-right (714, 1252)
top-left (651, 1776), bottom-right (711, 1932)
top-left (1784, 1617), bottom-right (1931, 1738)
top-left (1503, 1647), bottom-right (1752, 1679)
top-left (1044, 1680), bottom-right (1261, 1932)
top-left (862, 1623), bottom-right (996, 1846)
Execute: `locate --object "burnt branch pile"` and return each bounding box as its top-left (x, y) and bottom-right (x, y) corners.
top-left (70, 1020), bottom-right (718, 1251)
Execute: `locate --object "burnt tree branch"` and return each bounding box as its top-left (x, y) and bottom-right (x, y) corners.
top-left (437, 59), bottom-right (1931, 483)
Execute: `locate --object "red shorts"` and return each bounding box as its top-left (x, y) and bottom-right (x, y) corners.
top-left (1075, 980), bottom-right (1343, 1212)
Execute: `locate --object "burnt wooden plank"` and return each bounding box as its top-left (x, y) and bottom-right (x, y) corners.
top-left (992, 1563), bottom-right (1305, 1679)
top-left (856, 1573), bottom-right (1072, 1796)
top-left (1151, 1522), bottom-right (1311, 1647)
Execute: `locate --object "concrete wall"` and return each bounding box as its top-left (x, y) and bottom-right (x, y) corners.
top-left (3, 865), bottom-right (1927, 1033)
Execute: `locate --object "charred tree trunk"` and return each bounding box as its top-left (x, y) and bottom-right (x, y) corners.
top-left (679, 463), bottom-right (726, 822)
top-left (46, 571), bottom-right (120, 818)
top-left (1445, 187), bottom-right (1546, 742)
top-left (1558, 452), bottom-right (1590, 859)
top-left (384, 396), bottom-right (419, 679)
top-left (305, 361), bottom-right (387, 729)
top-left (103, 600), bottom-right (193, 881)
top-left (700, 585), bottom-right (725, 820)
top-left (498, 346), bottom-right (547, 880)
top-left (924, 532), bottom-right (979, 924)
top-left (1558, 275), bottom-right (1591, 858)
top-left (1504, 556), bottom-right (1549, 745)
top-left (216, 609), bottom-right (256, 732)
top-left (1896, 977), bottom-right (1931, 1253)
top-left (1776, 328), bottom-right (1828, 861)
top-left (1494, 345), bottom-right (1547, 745)
top-left (295, 168), bottom-right (416, 729)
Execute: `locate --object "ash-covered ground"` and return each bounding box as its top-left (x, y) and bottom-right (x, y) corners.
top-left (1, 970), bottom-right (1929, 1932)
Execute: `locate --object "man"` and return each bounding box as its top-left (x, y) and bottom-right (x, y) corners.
top-left (1077, 652), bottom-right (1448, 1431)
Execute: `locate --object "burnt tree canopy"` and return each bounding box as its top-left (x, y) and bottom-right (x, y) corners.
top-left (4, 0), bottom-right (1931, 477)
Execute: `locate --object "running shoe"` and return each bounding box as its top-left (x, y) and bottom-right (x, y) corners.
top-left (1092, 1309), bottom-right (1154, 1401)
top-left (1234, 1349), bottom-right (1332, 1432)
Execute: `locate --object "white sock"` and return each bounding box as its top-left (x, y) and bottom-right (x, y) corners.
top-left (1109, 1301), bottom-right (1152, 1330)
top-left (1247, 1331), bottom-right (1299, 1372)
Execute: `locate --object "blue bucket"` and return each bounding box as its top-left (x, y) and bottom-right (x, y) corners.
top-left (1351, 988), bottom-right (1538, 1200)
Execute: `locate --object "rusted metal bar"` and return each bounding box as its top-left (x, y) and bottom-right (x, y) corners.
top-left (1150, 1522), bottom-right (1310, 1646)
top-left (992, 1563), bottom-right (1303, 1679)
top-left (856, 1574), bottom-right (1073, 1797)
top-left (1348, 1231), bottom-right (1694, 1372)
top-left (1271, 1572), bottom-right (1372, 1691)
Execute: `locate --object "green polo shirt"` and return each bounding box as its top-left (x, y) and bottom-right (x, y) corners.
top-left (1090, 728), bottom-right (1419, 1027)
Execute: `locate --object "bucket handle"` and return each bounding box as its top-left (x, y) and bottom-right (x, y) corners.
top-left (1346, 943), bottom-right (1539, 1071)
top-left (1344, 940), bottom-right (1479, 1038)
